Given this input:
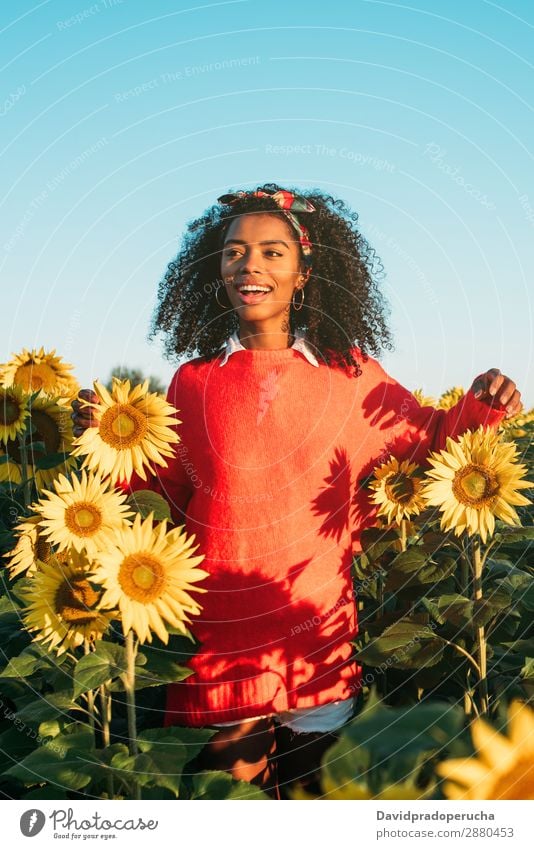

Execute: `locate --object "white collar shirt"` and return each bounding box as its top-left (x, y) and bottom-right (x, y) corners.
top-left (218, 328), bottom-right (319, 368)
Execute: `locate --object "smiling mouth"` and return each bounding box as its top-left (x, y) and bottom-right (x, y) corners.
top-left (236, 288), bottom-right (272, 304)
top-left (234, 278), bottom-right (274, 302)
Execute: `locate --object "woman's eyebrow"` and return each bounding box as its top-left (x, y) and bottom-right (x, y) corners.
top-left (223, 238), bottom-right (290, 248)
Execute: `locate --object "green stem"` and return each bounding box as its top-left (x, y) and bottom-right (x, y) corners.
top-left (123, 630), bottom-right (141, 800)
top-left (399, 518), bottom-right (408, 552)
top-left (375, 570), bottom-right (387, 699)
top-left (441, 638), bottom-right (481, 676)
top-left (99, 682), bottom-right (115, 799)
top-left (99, 683), bottom-right (112, 747)
top-left (463, 689), bottom-right (473, 718)
top-left (377, 569), bottom-right (384, 622)
top-left (460, 547), bottom-right (470, 597)
top-left (472, 536), bottom-right (488, 715)
top-left (480, 538), bottom-right (499, 571)
top-left (83, 641), bottom-right (96, 736)
top-left (17, 432), bottom-right (31, 511)
top-left (73, 702), bottom-right (102, 725)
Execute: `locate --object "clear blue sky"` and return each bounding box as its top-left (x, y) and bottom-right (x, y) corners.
top-left (1, 0), bottom-right (533, 404)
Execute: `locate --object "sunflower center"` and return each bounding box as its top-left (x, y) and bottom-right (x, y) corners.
top-left (384, 473), bottom-right (415, 504)
top-left (55, 574), bottom-right (101, 624)
top-left (489, 758), bottom-right (534, 800)
top-left (36, 536), bottom-right (52, 562)
top-left (118, 552), bottom-right (165, 602)
top-left (1, 395), bottom-right (22, 426)
top-left (14, 362), bottom-right (57, 392)
top-left (64, 502), bottom-right (103, 536)
top-left (452, 464), bottom-right (499, 507)
top-left (99, 404), bottom-right (148, 449)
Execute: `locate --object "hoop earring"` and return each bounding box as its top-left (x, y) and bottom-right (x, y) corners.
top-left (292, 287), bottom-right (305, 311)
top-left (215, 285), bottom-right (230, 310)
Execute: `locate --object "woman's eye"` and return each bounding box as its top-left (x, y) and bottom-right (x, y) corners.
top-left (224, 248), bottom-right (282, 258)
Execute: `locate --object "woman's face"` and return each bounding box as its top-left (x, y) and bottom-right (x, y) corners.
top-left (220, 213), bottom-right (307, 322)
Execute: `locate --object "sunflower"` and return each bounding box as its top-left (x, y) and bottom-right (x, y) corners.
top-left (422, 426), bottom-right (532, 543)
top-left (499, 406), bottom-right (534, 439)
top-left (0, 392), bottom-right (76, 491)
top-left (437, 700), bottom-right (534, 799)
top-left (413, 388), bottom-right (437, 408)
top-left (0, 385), bottom-right (29, 445)
top-left (21, 551), bottom-right (114, 655)
top-left (6, 515), bottom-right (52, 579)
top-left (0, 455), bottom-right (23, 485)
top-left (72, 378), bottom-right (180, 484)
top-left (369, 456), bottom-right (426, 524)
top-left (0, 347), bottom-right (79, 398)
top-left (92, 512), bottom-right (208, 644)
top-left (34, 470), bottom-right (133, 556)
top-left (29, 392), bottom-right (77, 489)
top-left (438, 386), bottom-right (465, 410)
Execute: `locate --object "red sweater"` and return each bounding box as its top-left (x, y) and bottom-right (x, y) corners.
top-left (134, 346), bottom-right (506, 727)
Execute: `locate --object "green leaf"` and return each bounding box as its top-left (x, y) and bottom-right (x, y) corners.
top-left (33, 452), bottom-right (69, 471)
top-left (4, 730), bottom-right (99, 790)
top-left (423, 594), bottom-right (474, 630)
top-left (385, 551), bottom-right (457, 591)
top-left (355, 618), bottom-right (445, 669)
top-left (110, 748), bottom-right (185, 797)
top-left (495, 571), bottom-right (534, 612)
top-left (473, 590), bottom-right (512, 627)
top-left (0, 727), bottom-right (40, 774)
top-left (191, 770), bottom-right (270, 800)
top-left (493, 639), bottom-right (534, 670)
top-left (496, 526), bottom-right (534, 542)
top-left (0, 644), bottom-right (56, 679)
top-left (38, 718), bottom-right (78, 740)
top-left (126, 490), bottom-right (171, 521)
top-left (26, 440), bottom-right (46, 455)
top-left (321, 736), bottom-right (434, 799)
top-left (420, 531), bottom-right (458, 554)
top-left (0, 609), bottom-right (23, 642)
top-left (137, 726), bottom-right (214, 764)
top-left (73, 642), bottom-right (127, 698)
top-left (360, 527), bottom-right (399, 561)
top-left (16, 691), bottom-right (78, 726)
top-left (134, 645), bottom-right (194, 690)
top-left (334, 699), bottom-right (464, 759)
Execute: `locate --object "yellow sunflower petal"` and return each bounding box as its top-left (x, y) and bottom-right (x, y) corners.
top-left (91, 513), bottom-right (208, 644)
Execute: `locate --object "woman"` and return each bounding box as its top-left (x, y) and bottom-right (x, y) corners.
top-left (73, 185), bottom-right (522, 798)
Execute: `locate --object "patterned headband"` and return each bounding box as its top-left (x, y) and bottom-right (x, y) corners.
top-left (217, 188), bottom-right (316, 266)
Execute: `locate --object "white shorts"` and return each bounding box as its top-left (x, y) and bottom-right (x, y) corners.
top-left (212, 697), bottom-right (355, 734)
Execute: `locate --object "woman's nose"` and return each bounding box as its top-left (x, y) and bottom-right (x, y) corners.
top-left (237, 245), bottom-right (264, 271)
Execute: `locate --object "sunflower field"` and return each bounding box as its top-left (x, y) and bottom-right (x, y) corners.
top-left (0, 348), bottom-right (533, 801)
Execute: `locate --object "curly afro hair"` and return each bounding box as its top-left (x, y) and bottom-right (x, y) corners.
top-left (149, 183), bottom-right (394, 376)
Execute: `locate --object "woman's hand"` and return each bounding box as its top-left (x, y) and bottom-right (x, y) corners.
top-left (71, 389), bottom-right (100, 437)
top-left (470, 368), bottom-right (523, 419)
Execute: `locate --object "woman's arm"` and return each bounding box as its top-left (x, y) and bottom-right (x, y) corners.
top-left (360, 358), bottom-right (521, 469)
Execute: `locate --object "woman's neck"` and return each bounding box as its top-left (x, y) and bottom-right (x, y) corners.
top-left (238, 325), bottom-right (295, 350)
